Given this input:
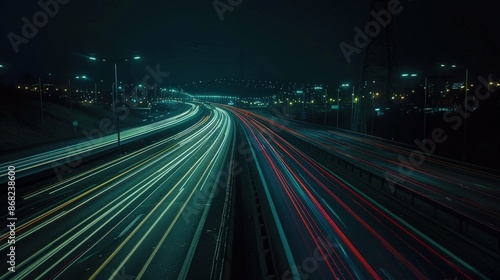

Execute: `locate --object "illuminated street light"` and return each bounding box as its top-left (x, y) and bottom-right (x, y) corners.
top-left (439, 63), bottom-right (469, 160)
top-left (336, 83), bottom-right (352, 128)
top-left (89, 55), bottom-right (141, 147)
top-left (351, 92), bottom-right (355, 128)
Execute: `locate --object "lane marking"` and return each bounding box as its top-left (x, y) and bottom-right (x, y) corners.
top-left (118, 214), bottom-right (143, 239)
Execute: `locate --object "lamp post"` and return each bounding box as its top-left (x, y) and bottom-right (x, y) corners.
top-left (38, 77), bottom-right (44, 132)
top-left (296, 90), bottom-right (305, 115)
top-left (440, 64), bottom-right (469, 161)
top-left (302, 91), bottom-right (305, 113)
top-left (111, 83), bottom-right (115, 113)
top-left (68, 79), bottom-right (72, 110)
top-left (313, 85), bottom-right (325, 123)
top-left (89, 55), bottom-right (141, 148)
top-left (401, 73), bottom-right (425, 137)
top-left (76, 75), bottom-right (100, 117)
top-left (323, 90), bottom-right (327, 126)
top-left (336, 87), bottom-right (340, 128)
top-left (37, 73), bottom-right (56, 132)
top-left (463, 67), bottom-right (469, 161)
top-left (351, 89), bottom-right (355, 128)
top-left (311, 99), bottom-right (314, 120)
top-left (337, 83), bottom-right (350, 128)
top-left (95, 81), bottom-right (98, 115)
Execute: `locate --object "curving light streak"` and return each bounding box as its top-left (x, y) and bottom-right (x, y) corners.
top-left (0, 108), bottom-right (235, 280)
top-left (0, 103), bottom-right (201, 180)
top-left (226, 105), bottom-right (484, 279)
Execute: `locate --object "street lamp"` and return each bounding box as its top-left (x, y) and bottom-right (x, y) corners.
top-left (401, 73), bottom-right (428, 138)
top-left (296, 90), bottom-right (305, 113)
top-left (337, 83), bottom-right (350, 128)
top-left (440, 63), bottom-right (469, 161)
top-left (89, 55), bottom-right (141, 148)
top-left (370, 92), bottom-right (380, 134)
top-left (76, 75), bottom-right (101, 116)
top-left (135, 84), bottom-right (144, 103)
top-left (36, 73), bottom-right (57, 133)
top-left (323, 92), bottom-right (327, 126)
top-left (464, 67), bottom-right (469, 161)
top-left (38, 77), bottom-right (44, 132)
top-left (311, 99), bottom-right (314, 119)
top-left (351, 92), bottom-right (355, 128)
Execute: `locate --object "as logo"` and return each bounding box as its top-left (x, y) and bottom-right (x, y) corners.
top-left (212, 0), bottom-right (243, 22)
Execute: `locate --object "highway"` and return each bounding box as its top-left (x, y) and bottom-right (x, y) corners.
top-left (0, 106), bottom-right (235, 279)
top-left (226, 105), bottom-right (490, 279)
top-left (2, 103), bottom-right (498, 279)
top-left (0, 103), bottom-right (202, 182)
top-left (250, 110), bottom-right (500, 232)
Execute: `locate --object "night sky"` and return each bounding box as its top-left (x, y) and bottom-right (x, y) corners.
top-left (1, 0), bottom-right (499, 85)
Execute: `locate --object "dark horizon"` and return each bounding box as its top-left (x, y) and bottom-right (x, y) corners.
top-left (1, 0), bottom-right (499, 86)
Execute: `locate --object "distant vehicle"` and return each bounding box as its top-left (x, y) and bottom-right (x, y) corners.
top-left (228, 101), bottom-right (234, 106)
